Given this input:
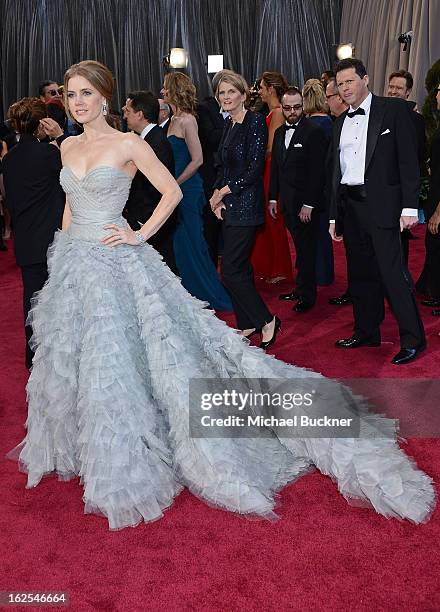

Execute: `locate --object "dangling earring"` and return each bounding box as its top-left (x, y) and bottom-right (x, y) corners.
top-left (102, 102), bottom-right (108, 116)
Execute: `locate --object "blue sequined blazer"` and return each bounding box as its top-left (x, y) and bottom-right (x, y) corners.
top-left (215, 110), bottom-right (268, 226)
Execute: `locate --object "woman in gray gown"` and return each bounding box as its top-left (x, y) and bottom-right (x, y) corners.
top-left (9, 61), bottom-right (435, 530)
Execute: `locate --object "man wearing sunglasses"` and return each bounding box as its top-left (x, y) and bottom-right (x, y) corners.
top-left (38, 80), bottom-right (63, 103)
top-left (269, 86), bottom-right (328, 313)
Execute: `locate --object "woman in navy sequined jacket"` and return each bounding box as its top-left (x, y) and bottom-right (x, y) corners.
top-left (210, 72), bottom-right (281, 349)
top-left (215, 110), bottom-right (267, 225)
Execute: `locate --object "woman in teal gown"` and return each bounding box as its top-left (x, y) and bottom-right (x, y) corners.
top-left (162, 72), bottom-right (232, 311)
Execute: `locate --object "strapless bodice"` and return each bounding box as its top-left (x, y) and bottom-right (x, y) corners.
top-left (60, 165), bottom-right (132, 242)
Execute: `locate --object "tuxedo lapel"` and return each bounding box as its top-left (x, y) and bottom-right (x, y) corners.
top-left (365, 95), bottom-right (386, 173)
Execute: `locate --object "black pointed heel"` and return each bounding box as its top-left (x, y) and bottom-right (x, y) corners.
top-left (259, 316), bottom-right (281, 349)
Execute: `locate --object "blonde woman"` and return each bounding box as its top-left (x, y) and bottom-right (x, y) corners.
top-left (161, 72), bottom-right (231, 310)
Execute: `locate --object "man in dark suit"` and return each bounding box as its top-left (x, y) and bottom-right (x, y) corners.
top-left (269, 86), bottom-right (328, 312)
top-left (329, 58), bottom-right (425, 365)
top-left (197, 70), bottom-right (232, 265)
top-left (2, 126), bottom-right (64, 369)
top-left (123, 91), bottom-right (178, 273)
top-left (387, 69), bottom-right (427, 265)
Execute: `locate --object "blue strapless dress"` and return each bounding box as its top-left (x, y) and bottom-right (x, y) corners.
top-left (169, 135), bottom-right (232, 311)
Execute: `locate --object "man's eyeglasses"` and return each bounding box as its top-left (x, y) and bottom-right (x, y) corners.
top-left (282, 104), bottom-right (302, 112)
top-left (48, 88), bottom-right (63, 97)
top-left (326, 93), bottom-right (339, 99)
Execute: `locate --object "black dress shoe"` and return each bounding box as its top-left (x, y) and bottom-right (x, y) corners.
top-left (279, 291), bottom-right (300, 301)
top-left (259, 316), bottom-right (281, 350)
top-left (335, 335), bottom-right (381, 349)
top-left (421, 298), bottom-right (440, 307)
top-left (293, 300), bottom-right (313, 313)
top-left (432, 309), bottom-right (440, 317)
top-left (391, 345), bottom-right (426, 365)
top-left (328, 293), bottom-right (352, 306)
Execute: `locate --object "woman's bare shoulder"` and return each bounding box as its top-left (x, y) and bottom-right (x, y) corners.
top-left (179, 113), bottom-right (197, 127)
top-left (60, 135), bottom-right (79, 152)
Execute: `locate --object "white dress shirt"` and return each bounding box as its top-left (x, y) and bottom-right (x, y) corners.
top-left (338, 92), bottom-right (416, 217)
top-left (284, 122), bottom-right (296, 150)
top-left (340, 92), bottom-right (371, 186)
top-left (140, 123), bottom-right (157, 139)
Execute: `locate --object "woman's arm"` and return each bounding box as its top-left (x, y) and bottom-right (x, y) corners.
top-left (0, 139), bottom-right (8, 160)
top-left (62, 201), bottom-right (71, 230)
top-left (117, 134), bottom-right (182, 242)
top-left (175, 114), bottom-right (203, 185)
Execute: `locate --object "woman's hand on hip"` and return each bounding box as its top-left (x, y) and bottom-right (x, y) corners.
top-left (102, 224), bottom-right (140, 246)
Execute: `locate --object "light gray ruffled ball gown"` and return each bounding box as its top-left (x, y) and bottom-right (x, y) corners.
top-left (9, 165), bottom-right (436, 530)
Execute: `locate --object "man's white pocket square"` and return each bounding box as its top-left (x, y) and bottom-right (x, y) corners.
top-left (380, 128), bottom-right (391, 135)
top-left (293, 143), bottom-right (303, 147)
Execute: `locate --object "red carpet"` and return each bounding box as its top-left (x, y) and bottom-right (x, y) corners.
top-left (0, 229), bottom-right (439, 611)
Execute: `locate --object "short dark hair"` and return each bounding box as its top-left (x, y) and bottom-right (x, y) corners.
top-left (283, 86), bottom-right (302, 98)
top-left (38, 80), bottom-right (56, 97)
top-left (335, 58), bottom-right (367, 79)
top-left (127, 90), bottom-right (159, 123)
top-left (388, 69), bottom-right (413, 90)
top-left (321, 70), bottom-right (335, 79)
top-left (47, 102), bottom-right (67, 130)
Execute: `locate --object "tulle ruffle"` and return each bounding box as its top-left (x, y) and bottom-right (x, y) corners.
top-left (9, 230), bottom-right (436, 529)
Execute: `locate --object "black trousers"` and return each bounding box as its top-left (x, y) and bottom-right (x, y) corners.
top-left (20, 262), bottom-right (48, 369)
top-left (400, 229), bottom-right (410, 266)
top-left (343, 195), bottom-right (425, 349)
top-left (202, 202), bottom-right (222, 266)
top-left (416, 225), bottom-right (440, 298)
top-left (221, 224), bottom-right (272, 330)
top-left (283, 211), bottom-right (319, 304)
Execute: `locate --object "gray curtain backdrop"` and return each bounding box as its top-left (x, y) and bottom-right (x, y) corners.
top-left (0, 0), bottom-right (341, 120)
top-left (340, 0), bottom-right (440, 109)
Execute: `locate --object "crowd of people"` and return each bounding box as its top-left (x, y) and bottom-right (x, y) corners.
top-left (1, 58), bottom-right (437, 530)
top-left (1, 60), bottom-right (439, 367)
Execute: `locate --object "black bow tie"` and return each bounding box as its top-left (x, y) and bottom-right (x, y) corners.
top-left (347, 107), bottom-right (366, 119)
top-left (285, 124), bottom-right (295, 130)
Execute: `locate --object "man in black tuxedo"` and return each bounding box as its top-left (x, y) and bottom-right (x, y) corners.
top-left (197, 72), bottom-right (231, 265)
top-left (269, 86), bottom-right (328, 312)
top-left (2, 128), bottom-right (64, 369)
top-left (329, 58), bottom-right (425, 365)
top-left (123, 91), bottom-right (178, 274)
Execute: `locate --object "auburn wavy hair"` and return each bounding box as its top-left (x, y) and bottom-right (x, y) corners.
top-left (302, 79), bottom-right (329, 115)
top-left (7, 97), bottom-right (47, 135)
top-left (164, 72), bottom-right (197, 116)
top-left (63, 60), bottom-right (114, 120)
